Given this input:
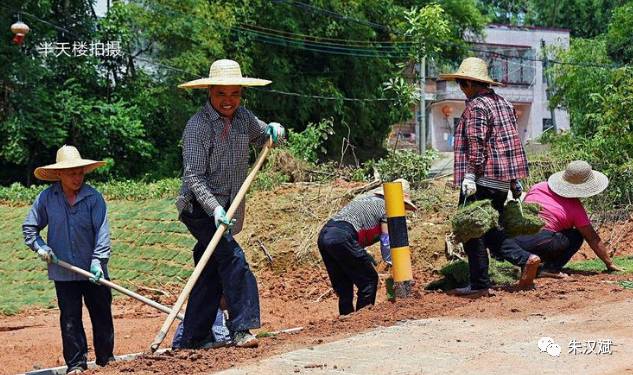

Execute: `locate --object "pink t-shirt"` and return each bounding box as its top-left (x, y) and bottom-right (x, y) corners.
top-left (524, 181), bottom-right (591, 232)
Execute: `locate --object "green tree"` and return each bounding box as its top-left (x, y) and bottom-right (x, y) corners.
top-left (113, 0), bottom-right (486, 161)
top-left (477, 0), bottom-right (627, 38)
top-left (605, 2), bottom-right (633, 65)
top-left (547, 38), bottom-right (614, 137)
top-left (0, 0), bottom-right (157, 184)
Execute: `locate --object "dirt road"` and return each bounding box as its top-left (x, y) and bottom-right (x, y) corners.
top-left (3, 267), bottom-right (633, 375)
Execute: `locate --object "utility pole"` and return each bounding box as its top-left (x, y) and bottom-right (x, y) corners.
top-left (541, 39), bottom-right (557, 133)
top-left (419, 56), bottom-right (426, 154)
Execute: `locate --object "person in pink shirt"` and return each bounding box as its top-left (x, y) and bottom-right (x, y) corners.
top-left (499, 161), bottom-right (621, 287)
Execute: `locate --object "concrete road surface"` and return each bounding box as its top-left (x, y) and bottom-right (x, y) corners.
top-left (217, 299), bottom-right (633, 375)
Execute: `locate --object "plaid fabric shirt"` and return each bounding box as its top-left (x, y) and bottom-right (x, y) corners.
top-left (176, 101), bottom-right (268, 234)
top-left (331, 195), bottom-right (386, 247)
top-left (453, 89), bottom-right (529, 187)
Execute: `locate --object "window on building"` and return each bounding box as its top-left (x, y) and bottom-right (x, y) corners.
top-left (543, 118), bottom-right (554, 132)
top-left (474, 45), bottom-right (535, 86)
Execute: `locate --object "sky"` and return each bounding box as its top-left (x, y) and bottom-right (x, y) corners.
top-left (94, 0), bottom-right (108, 18)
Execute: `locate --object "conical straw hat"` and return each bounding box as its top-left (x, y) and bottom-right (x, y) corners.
top-left (371, 178), bottom-right (417, 211)
top-left (179, 59), bottom-right (271, 89)
top-left (439, 57), bottom-right (502, 86)
top-left (547, 160), bottom-right (609, 198)
top-left (34, 145), bottom-right (105, 181)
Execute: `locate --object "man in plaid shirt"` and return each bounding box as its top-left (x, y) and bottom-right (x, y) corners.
top-left (440, 57), bottom-right (529, 297)
top-left (176, 59), bottom-right (285, 348)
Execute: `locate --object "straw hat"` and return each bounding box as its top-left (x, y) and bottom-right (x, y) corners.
top-left (439, 57), bottom-right (502, 86)
top-left (371, 178), bottom-right (417, 211)
top-left (547, 160), bottom-right (609, 198)
top-left (178, 59), bottom-right (271, 89)
top-left (34, 145), bottom-right (106, 181)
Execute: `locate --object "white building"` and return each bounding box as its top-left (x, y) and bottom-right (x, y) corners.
top-left (392, 25), bottom-right (570, 152)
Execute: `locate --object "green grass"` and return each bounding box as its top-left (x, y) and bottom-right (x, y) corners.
top-left (426, 259), bottom-right (519, 291)
top-left (427, 256), bottom-right (633, 291)
top-left (565, 255), bottom-right (633, 273)
top-left (0, 199), bottom-right (195, 315)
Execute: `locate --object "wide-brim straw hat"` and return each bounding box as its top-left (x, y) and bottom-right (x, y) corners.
top-left (547, 160), bottom-right (609, 198)
top-left (371, 178), bottom-right (418, 211)
top-left (178, 59), bottom-right (271, 89)
top-left (439, 57), bottom-right (503, 86)
top-left (34, 145), bottom-right (105, 181)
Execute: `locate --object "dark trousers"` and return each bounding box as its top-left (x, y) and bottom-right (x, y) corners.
top-left (458, 185), bottom-right (508, 290)
top-left (498, 229), bottom-right (584, 271)
top-left (317, 220), bottom-right (378, 315)
top-left (179, 201), bottom-right (260, 348)
top-left (54, 281), bottom-right (114, 371)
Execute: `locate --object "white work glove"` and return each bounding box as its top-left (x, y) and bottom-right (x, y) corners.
top-left (265, 122), bottom-right (285, 145)
top-left (461, 173), bottom-right (477, 198)
top-left (36, 244), bottom-right (57, 263)
top-left (213, 206), bottom-right (236, 231)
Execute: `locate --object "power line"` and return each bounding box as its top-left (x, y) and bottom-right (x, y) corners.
top-left (237, 23), bottom-right (413, 46)
top-left (269, 0), bottom-right (625, 70)
top-left (250, 87), bottom-right (393, 102)
top-left (0, 4), bottom-right (86, 41)
top-left (2, 3), bottom-right (624, 72)
top-left (273, 0), bottom-right (391, 32)
top-left (233, 28), bottom-right (409, 58)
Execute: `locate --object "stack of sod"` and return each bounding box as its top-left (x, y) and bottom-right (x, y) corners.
top-left (451, 199), bottom-right (499, 244)
top-left (502, 200), bottom-right (544, 238)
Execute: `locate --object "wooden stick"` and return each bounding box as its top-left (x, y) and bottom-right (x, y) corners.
top-left (55, 259), bottom-right (184, 320)
top-left (149, 141), bottom-right (272, 352)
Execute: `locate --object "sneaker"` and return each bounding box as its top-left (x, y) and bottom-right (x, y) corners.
top-left (233, 330), bottom-right (259, 348)
top-left (66, 366), bottom-right (85, 374)
top-left (447, 285), bottom-right (491, 298)
top-left (199, 337), bottom-right (233, 349)
top-left (518, 254), bottom-right (541, 289)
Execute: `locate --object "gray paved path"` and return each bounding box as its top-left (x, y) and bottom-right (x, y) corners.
top-left (217, 299), bottom-right (633, 375)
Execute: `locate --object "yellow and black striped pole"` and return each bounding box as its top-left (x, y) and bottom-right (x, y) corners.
top-left (383, 181), bottom-right (413, 298)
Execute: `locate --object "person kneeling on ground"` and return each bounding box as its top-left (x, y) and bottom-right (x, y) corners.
top-left (497, 160), bottom-right (621, 287)
top-left (172, 297), bottom-right (231, 349)
top-left (22, 145), bottom-right (115, 374)
top-left (317, 179), bottom-right (417, 316)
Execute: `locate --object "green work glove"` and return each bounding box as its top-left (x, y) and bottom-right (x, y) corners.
top-left (36, 244), bottom-right (57, 264)
top-left (265, 122), bottom-right (285, 144)
top-left (213, 206), bottom-right (236, 232)
top-left (89, 258), bottom-right (104, 284)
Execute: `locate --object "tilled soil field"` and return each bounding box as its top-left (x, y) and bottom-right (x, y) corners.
top-left (3, 179), bottom-right (633, 375)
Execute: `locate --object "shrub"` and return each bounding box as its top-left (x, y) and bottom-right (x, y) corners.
top-left (0, 178), bottom-right (181, 204)
top-left (365, 149), bottom-right (436, 187)
top-left (287, 118), bottom-right (334, 164)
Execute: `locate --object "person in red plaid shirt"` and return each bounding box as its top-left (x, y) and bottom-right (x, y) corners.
top-left (440, 57), bottom-right (529, 297)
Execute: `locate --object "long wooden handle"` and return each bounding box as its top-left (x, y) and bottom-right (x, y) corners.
top-left (55, 259), bottom-right (184, 320)
top-left (149, 140), bottom-right (272, 352)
